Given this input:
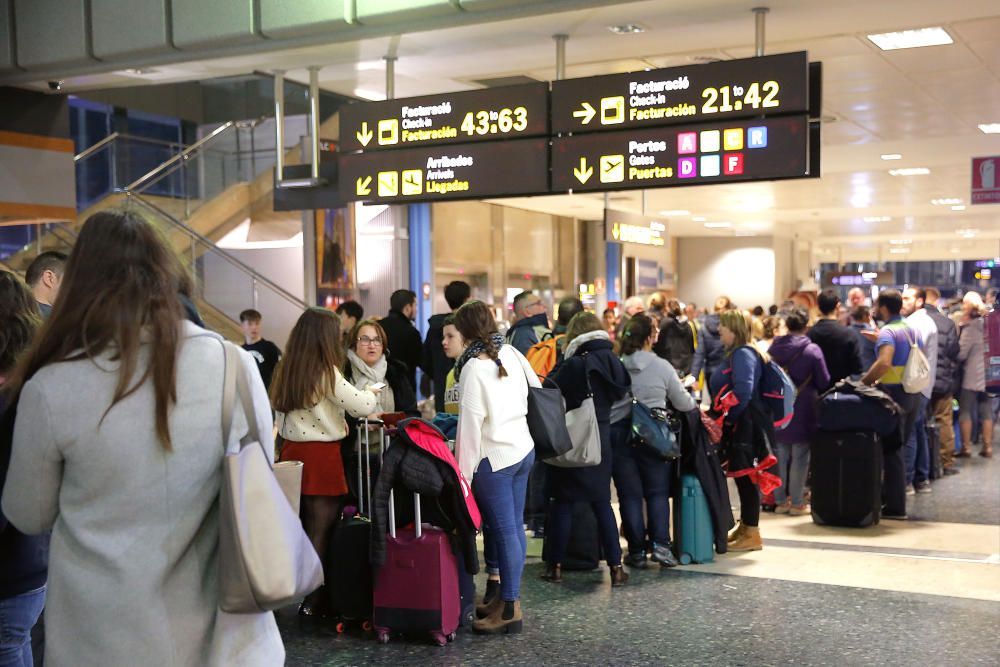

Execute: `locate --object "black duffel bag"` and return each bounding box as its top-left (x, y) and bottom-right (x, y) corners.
top-left (817, 379), bottom-right (901, 436)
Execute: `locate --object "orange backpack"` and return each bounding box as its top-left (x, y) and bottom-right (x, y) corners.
top-left (525, 334), bottom-right (563, 380)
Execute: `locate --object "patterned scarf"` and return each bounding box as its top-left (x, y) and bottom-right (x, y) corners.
top-left (454, 332), bottom-right (506, 382)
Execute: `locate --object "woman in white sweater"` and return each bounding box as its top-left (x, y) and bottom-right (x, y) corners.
top-left (454, 301), bottom-right (540, 636)
top-left (270, 308), bottom-right (378, 616)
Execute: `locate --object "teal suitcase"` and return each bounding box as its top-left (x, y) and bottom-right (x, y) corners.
top-left (675, 474), bottom-right (715, 564)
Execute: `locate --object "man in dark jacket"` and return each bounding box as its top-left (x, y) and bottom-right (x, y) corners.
top-left (924, 287), bottom-right (961, 475)
top-left (655, 299), bottom-right (696, 376)
top-left (506, 291), bottom-right (551, 354)
top-left (381, 289), bottom-right (423, 390)
top-left (808, 288), bottom-right (864, 385)
top-left (422, 281), bottom-right (470, 413)
top-left (691, 297), bottom-right (730, 394)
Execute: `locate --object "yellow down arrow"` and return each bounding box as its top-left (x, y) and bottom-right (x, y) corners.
top-left (573, 102), bottom-right (596, 125)
top-left (356, 175), bottom-right (372, 196)
top-left (573, 157), bottom-right (593, 184)
top-left (356, 122), bottom-right (373, 147)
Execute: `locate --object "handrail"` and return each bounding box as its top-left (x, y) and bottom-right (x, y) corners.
top-left (127, 192), bottom-right (309, 312)
top-left (125, 121), bottom-right (235, 192)
top-left (74, 132), bottom-right (186, 162)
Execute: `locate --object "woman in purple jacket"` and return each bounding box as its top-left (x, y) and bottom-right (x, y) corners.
top-left (767, 307), bottom-right (831, 515)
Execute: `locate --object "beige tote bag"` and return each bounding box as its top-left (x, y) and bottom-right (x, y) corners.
top-left (218, 342), bottom-right (323, 613)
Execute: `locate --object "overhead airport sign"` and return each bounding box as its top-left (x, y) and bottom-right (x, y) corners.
top-left (338, 138), bottom-right (549, 204)
top-left (604, 209), bottom-right (667, 247)
top-left (552, 115), bottom-right (809, 193)
top-left (551, 52), bottom-right (808, 134)
top-left (972, 156), bottom-right (999, 205)
top-left (339, 82), bottom-right (549, 152)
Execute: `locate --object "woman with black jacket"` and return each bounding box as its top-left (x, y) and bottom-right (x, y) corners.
top-left (543, 312), bottom-right (632, 586)
top-left (654, 299), bottom-right (696, 377)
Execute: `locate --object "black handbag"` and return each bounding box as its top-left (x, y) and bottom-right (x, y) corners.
top-left (525, 376), bottom-right (573, 460)
top-left (630, 398), bottom-right (681, 460)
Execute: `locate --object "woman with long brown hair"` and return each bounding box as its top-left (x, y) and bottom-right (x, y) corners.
top-left (453, 300), bottom-right (539, 635)
top-left (1, 209), bottom-right (283, 665)
top-left (270, 308), bottom-right (378, 616)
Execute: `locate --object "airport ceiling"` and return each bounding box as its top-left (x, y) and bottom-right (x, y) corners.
top-left (9, 0), bottom-right (1000, 261)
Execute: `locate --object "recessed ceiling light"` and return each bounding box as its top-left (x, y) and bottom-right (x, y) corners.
top-left (868, 27), bottom-right (953, 51)
top-left (889, 247), bottom-right (912, 254)
top-left (889, 239), bottom-right (912, 245)
top-left (693, 216), bottom-right (706, 222)
top-left (608, 24), bottom-right (645, 35)
top-left (889, 167), bottom-right (930, 176)
top-left (659, 209), bottom-right (690, 216)
top-left (952, 205), bottom-right (967, 211)
top-left (704, 222), bottom-right (732, 228)
top-left (979, 123), bottom-right (1000, 134)
top-left (881, 154), bottom-right (903, 160)
top-left (932, 198), bottom-right (963, 205)
top-left (863, 216), bottom-right (892, 223)
top-left (957, 228), bottom-right (979, 238)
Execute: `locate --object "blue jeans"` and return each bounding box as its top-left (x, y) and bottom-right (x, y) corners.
top-left (773, 441), bottom-right (810, 506)
top-left (904, 395), bottom-right (930, 485)
top-left (610, 420), bottom-right (672, 553)
top-left (473, 450), bottom-right (534, 601)
top-left (0, 586), bottom-right (45, 667)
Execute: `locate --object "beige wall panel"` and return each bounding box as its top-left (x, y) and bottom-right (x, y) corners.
top-left (432, 200), bottom-right (495, 271)
top-left (502, 206), bottom-right (553, 276)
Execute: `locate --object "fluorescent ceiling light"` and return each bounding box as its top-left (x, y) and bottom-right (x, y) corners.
top-left (889, 247), bottom-right (911, 254)
top-left (880, 154), bottom-right (903, 160)
top-left (868, 27), bottom-right (953, 51)
top-left (931, 198), bottom-right (963, 205)
top-left (608, 24), bottom-right (645, 34)
top-left (979, 123), bottom-right (1000, 134)
top-left (659, 209), bottom-right (690, 216)
top-left (889, 239), bottom-right (912, 245)
top-left (889, 167), bottom-right (930, 176)
top-left (863, 216), bottom-right (891, 223)
top-left (353, 88), bottom-right (385, 101)
top-left (704, 222), bottom-right (732, 228)
top-left (957, 228), bottom-right (979, 238)
top-left (693, 216), bottom-right (706, 222)
top-left (952, 205), bottom-right (967, 211)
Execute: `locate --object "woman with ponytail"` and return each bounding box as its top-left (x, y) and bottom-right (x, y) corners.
top-left (453, 300), bottom-right (539, 635)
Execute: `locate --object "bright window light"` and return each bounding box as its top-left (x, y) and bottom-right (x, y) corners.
top-left (931, 198), bottom-right (963, 205)
top-left (868, 27), bottom-right (953, 51)
top-left (979, 123), bottom-right (1000, 134)
top-left (889, 167), bottom-right (930, 176)
top-left (880, 154), bottom-right (902, 160)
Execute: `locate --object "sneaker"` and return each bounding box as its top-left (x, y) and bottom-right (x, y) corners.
top-left (942, 467), bottom-right (960, 476)
top-left (774, 500), bottom-right (792, 514)
top-left (789, 503), bottom-right (811, 516)
top-left (624, 552), bottom-right (648, 569)
top-left (882, 511), bottom-right (908, 521)
top-left (650, 543), bottom-right (679, 568)
top-left (906, 485), bottom-right (916, 496)
top-left (914, 480), bottom-right (933, 494)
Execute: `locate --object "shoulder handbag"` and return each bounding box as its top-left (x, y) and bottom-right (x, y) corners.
top-left (524, 375), bottom-right (574, 460)
top-left (544, 354), bottom-right (602, 468)
top-left (630, 397), bottom-right (681, 460)
top-left (218, 342), bottom-right (323, 613)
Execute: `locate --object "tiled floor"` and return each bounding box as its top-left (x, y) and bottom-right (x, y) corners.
top-left (279, 450), bottom-right (1000, 666)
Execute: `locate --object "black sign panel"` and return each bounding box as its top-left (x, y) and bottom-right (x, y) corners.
top-left (552, 115), bottom-right (809, 193)
top-left (339, 83), bottom-right (549, 152)
top-left (551, 52), bottom-right (808, 134)
top-left (339, 138), bottom-right (549, 204)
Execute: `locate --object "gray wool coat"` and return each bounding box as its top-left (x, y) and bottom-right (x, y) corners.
top-left (1, 322), bottom-right (284, 667)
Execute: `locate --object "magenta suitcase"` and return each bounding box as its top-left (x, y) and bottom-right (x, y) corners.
top-left (985, 308), bottom-right (1000, 395)
top-left (373, 490), bottom-right (460, 646)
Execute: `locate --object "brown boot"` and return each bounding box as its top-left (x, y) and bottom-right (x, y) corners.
top-left (540, 563), bottom-right (562, 583)
top-left (475, 579), bottom-right (502, 618)
top-left (609, 565), bottom-right (629, 587)
top-left (727, 520), bottom-right (746, 544)
top-left (472, 600), bottom-right (522, 635)
top-left (728, 526), bottom-right (763, 552)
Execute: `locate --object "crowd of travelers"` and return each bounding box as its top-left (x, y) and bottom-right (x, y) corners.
top-left (0, 209), bottom-right (995, 663)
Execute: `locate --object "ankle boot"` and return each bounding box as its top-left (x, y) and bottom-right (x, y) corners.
top-left (540, 563), bottom-right (562, 583)
top-left (476, 579), bottom-right (502, 618)
top-left (728, 525), bottom-right (763, 552)
top-left (727, 520), bottom-right (746, 544)
top-left (472, 600), bottom-right (522, 635)
top-left (609, 565), bottom-right (629, 587)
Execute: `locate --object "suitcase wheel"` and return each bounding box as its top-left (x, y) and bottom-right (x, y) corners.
top-left (432, 631), bottom-right (447, 647)
top-left (362, 620), bottom-right (373, 632)
top-left (335, 622), bottom-right (345, 634)
top-left (377, 631), bottom-right (390, 645)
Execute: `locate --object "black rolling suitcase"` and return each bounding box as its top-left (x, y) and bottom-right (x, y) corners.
top-left (810, 430), bottom-right (882, 527)
top-left (327, 419), bottom-right (382, 633)
top-left (542, 501), bottom-right (601, 570)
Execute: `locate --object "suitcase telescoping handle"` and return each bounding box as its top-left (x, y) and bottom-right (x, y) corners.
top-left (357, 417), bottom-right (384, 517)
top-left (383, 422), bottom-right (422, 540)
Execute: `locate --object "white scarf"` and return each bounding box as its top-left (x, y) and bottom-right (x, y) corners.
top-left (563, 329), bottom-right (611, 359)
top-left (346, 349), bottom-right (394, 413)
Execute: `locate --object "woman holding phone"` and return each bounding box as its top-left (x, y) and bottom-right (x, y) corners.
top-left (343, 318), bottom-right (417, 422)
